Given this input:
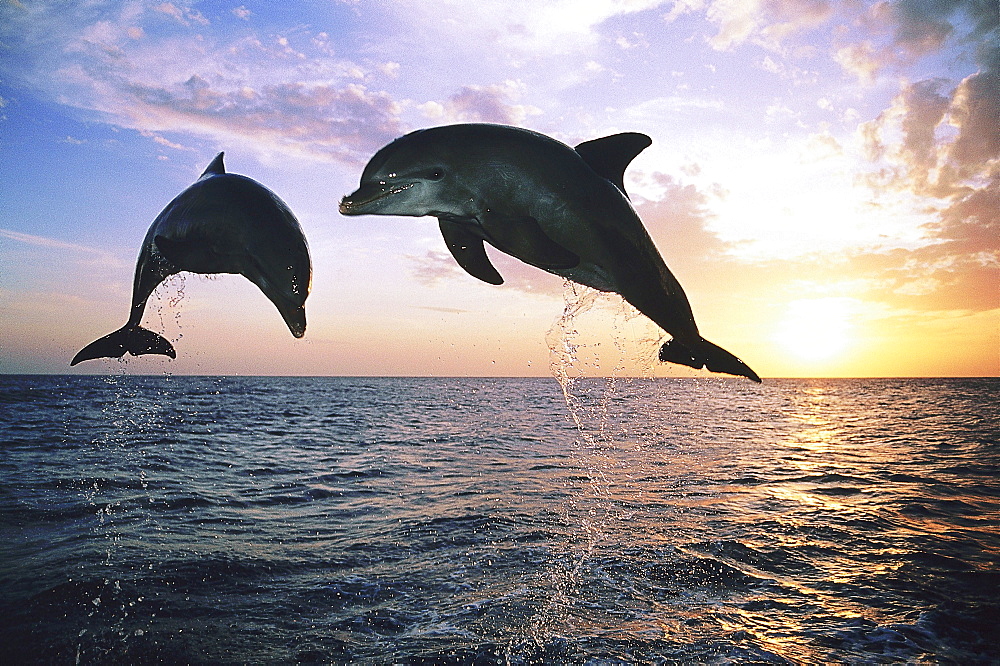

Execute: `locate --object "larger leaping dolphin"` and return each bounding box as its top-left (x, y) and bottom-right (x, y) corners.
top-left (339, 123), bottom-right (760, 382)
top-left (71, 153), bottom-right (311, 365)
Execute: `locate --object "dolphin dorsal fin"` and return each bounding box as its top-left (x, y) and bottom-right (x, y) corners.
top-left (574, 133), bottom-right (651, 199)
top-left (201, 152), bottom-right (226, 178)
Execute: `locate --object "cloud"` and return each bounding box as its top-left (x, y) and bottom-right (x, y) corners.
top-left (845, 242), bottom-right (999, 314)
top-left (117, 77), bottom-right (405, 162)
top-left (666, 0), bottom-right (834, 51)
top-left (947, 67), bottom-right (1000, 178)
top-left (833, 41), bottom-right (881, 83)
top-left (416, 305), bottom-right (471, 315)
top-left (407, 247), bottom-right (565, 296)
top-left (861, 78), bottom-right (952, 194)
top-left (0, 1), bottom-right (407, 163)
top-left (418, 82), bottom-right (541, 124)
top-left (1, 228), bottom-right (112, 256)
top-left (833, 0), bottom-right (999, 82)
top-left (858, 0), bottom-right (998, 261)
top-left (399, 0), bottom-right (668, 54)
top-left (152, 2), bottom-right (209, 26)
top-left (634, 173), bottom-right (729, 263)
top-left (856, 27), bottom-right (999, 316)
top-left (888, 0), bottom-right (997, 60)
top-left (408, 250), bottom-right (465, 285)
top-left (861, 59), bottom-right (1000, 200)
top-left (0, 228), bottom-right (126, 271)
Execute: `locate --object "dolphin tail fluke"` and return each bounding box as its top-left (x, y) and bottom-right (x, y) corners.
top-left (659, 338), bottom-right (761, 383)
top-left (70, 326), bottom-right (176, 365)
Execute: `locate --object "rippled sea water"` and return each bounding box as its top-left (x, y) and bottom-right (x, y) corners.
top-left (1, 374), bottom-right (998, 664)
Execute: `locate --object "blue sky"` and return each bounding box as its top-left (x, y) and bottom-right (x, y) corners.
top-left (1, 0), bottom-right (997, 377)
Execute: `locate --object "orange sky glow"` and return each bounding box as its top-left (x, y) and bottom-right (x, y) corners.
top-left (1, 0), bottom-right (997, 378)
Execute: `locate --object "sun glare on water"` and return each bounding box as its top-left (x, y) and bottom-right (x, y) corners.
top-left (775, 298), bottom-right (856, 363)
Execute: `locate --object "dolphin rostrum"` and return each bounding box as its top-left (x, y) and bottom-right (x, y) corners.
top-left (339, 123), bottom-right (760, 382)
top-left (71, 153), bottom-right (311, 365)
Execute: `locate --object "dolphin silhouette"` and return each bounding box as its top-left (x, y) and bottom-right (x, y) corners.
top-left (339, 123), bottom-right (760, 382)
top-left (71, 153), bottom-right (311, 365)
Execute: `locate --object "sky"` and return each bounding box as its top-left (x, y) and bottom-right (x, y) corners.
top-left (0, 0), bottom-right (997, 378)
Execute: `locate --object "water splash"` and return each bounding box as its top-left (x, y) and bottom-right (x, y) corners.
top-left (544, 280), bottom-right (600, 421)
top-left (76, 374), bottom-right (166, 653)
top-left (528, 281), bottom-right (665, 651)
top-left (152, 273), bottom-right (186, 347)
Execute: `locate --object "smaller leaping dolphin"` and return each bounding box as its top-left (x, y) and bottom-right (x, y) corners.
top-left (339, 123), bottom-right (760, 382)
top-left (71, 153), bottom-right (311, 365)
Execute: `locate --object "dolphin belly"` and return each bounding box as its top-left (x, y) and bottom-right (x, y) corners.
top-left (550, 262), bottom-right (618, 293)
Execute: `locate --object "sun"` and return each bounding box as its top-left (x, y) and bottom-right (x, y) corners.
top-left (774, 298), bottom-right (855, 362)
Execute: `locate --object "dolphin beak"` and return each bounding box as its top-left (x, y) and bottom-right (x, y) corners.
top-left (339, 182), bottom-right (414, 215)
top-left (283, 305), bottom-right (307, 338)
top-left (338, 196), bottom-right (359, 215)
top-left (272, 300), bottom-right (306, 338)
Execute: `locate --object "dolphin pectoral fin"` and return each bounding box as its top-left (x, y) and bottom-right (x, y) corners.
top-left (574, 133), bottom-right (652, 199)
top-left (438, 219), bottom-right (504, 285)
top-left (659, 338), bottom-right (761, 383)
top-left (71, 326), bottom-right (176, 365)
top-left (481, 214), bottom-right (579, 270)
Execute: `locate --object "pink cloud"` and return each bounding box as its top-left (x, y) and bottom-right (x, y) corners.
top-left (3, 3), bottom-right (407, 164)
top-left (407, 250), bottom-right (465, 286)
top-left (419, 83), bottom-right (540, 125)
top-left (669, 0), bottom-right (834, 51)
top-left (95, 74), bottom-right (405, 163)
top-left (856, 63), bottom-right (998, 314)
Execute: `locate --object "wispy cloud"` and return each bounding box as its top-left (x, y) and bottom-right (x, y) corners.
top-left (666, 0), bottom-right (835, 52)
top-left (1, 227), bottom-right (114, 257)
top-left (0, 228), bottom-right (127, 276)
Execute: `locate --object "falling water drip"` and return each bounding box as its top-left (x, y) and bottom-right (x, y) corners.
top-left (152, 273), bottom-right (186, 346)
top-left (528, 279), bottom-right (667, 656)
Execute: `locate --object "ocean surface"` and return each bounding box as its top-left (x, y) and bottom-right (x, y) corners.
top-left (1, 374), bottom-right (998, 664)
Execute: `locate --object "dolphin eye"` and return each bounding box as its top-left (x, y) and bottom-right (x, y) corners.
top-left (428, 168), bottom-right (445, 181)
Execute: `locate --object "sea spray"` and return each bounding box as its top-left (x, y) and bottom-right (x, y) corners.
top-left (76, 373), bottom-right (169, 656)
top-left (525, 280), bottom-right (663, 653)
top-left (153, 273), bottom-right (186, 349)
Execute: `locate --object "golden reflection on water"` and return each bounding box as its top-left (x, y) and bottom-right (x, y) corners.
top-left (786, 386), bottom-right (842, 452)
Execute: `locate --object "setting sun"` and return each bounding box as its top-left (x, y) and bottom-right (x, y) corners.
top-left (774, 298), bottom-right (856, 362)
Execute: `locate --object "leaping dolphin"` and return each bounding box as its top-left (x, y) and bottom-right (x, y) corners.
top-left (339, 123), bottom-right (760, 382)
top-left (71, 153), bottom-right (311, 365)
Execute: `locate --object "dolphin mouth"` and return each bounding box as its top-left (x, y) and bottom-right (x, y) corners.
top-left (339, 182), bottom-right (415, 215)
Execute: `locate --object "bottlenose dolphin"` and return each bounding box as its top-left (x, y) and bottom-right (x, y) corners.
top-left (71, 153), bottom-right (311, 365)
top-left (339, 123), bottom-right (760, 382)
